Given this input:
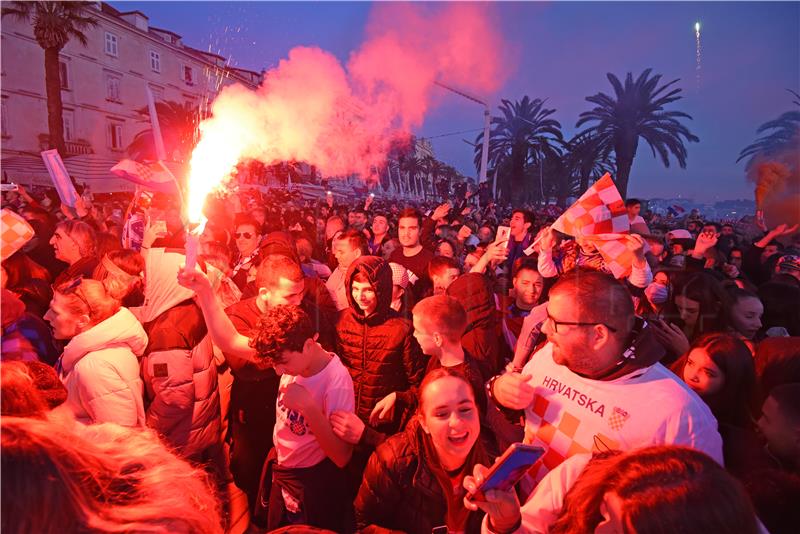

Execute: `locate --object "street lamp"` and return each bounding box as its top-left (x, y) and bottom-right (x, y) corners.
top-left (434, 81), bottom-right (490, 189)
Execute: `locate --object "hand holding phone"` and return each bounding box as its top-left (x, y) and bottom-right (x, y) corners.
top-left (467, 443), bottom-right (543, 502)
top-left (495, 225), bottom-right (511, 245)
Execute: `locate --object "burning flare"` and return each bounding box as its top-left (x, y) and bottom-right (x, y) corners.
top-left (183, 2), bottom-right (511, 222)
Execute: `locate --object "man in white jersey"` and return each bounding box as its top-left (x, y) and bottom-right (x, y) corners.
top-left (488, 270), bottom-right (723, 481)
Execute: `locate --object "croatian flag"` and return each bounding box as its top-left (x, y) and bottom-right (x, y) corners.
top-left (551, 173), bottom-right (637, 279)
top-left (111, 159), bottom-right (178, 193)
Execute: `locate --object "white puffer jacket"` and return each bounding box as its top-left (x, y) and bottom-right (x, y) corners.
top-left (59, 307), bottom-right (147, 426)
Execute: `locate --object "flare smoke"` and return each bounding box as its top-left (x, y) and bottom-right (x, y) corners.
top-left (747, 133), bottom-right (800, 227)
top-left (192, 3), bottom-right (511, 184)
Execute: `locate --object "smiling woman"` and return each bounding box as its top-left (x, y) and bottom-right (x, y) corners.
top-left (355, 368), bottom-right (491, 534)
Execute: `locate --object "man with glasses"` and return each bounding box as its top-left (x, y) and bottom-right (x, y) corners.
top-left (231, 218), bottom-right (263, 291)
top-left (488, 270), bottom-right (723, 481)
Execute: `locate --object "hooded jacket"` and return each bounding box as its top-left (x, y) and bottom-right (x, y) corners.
top-left (132, 248), bottom-right (221, 459)
top-left (447, 273), bottom-right (504, 379)
top-left (58, 307), bottom-right (147, 426)
top-left (355, 419), bottom-right (489, 534)
top-left (334, 256), bottom-right (425, 431)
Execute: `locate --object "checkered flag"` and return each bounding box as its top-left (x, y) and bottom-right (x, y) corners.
top-left (1, 208), bottom-right (34, 261)
top-left (111, 159), bottom-right (178, 193)
top-left (551, 174), bottom-right (635, 278)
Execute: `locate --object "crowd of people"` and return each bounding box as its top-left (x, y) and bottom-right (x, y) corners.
top-left (2, 181), bottom-right (799, 534)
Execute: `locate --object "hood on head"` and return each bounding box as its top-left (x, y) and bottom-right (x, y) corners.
top-left (446, 273), bottom-right (496, 332)
top-left (345, 256), bottom-right (392, 320)
top-left (61, 307), bottom-right (148, 372)
top-left (131, 248), bottom-right (195, 323)
top-left (1, 289), bottom-right (25, 328)
top-left (260, 231), bottom-right (299, 263)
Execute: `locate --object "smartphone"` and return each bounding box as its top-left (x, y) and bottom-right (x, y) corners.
top-left (496, 225), bottom-right (511, 243)
top-left (369, 193), bottom-right (375, 198)
top-left (469, 443), bottom-right (544, 502)
top-left (1, 183), bottom-right (19, 192)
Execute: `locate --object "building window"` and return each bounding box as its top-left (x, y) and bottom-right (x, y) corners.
top-left (63, 110), bottom-right (74, 141)
top-left (182, 64), bottom-right (194, 85)
top-left (104, 32), bottom-right (118, 57)
top-left (106, 73), bottom-right (121, 102)
top-left (59, 60), bottom-right (70, 89)
top-left (107, 122), bottom-right (123, 150)
top-left (150, 50), bottom-right (161, 73)
top-left (1, 100), bottom-right (8, 137)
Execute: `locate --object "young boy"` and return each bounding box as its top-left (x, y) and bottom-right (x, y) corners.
top-left (411, 295), bottom-right (488, 414)
top-left (251, 305), bottom-right (355, 531)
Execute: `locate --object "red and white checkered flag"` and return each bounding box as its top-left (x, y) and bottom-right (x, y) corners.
top-left (551, 174), bottom-right (635, 278)
top-left (1, 208), bottom-right (35, 261)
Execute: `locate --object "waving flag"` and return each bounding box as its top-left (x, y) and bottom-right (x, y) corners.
top-left (1, 208), bottom-right (35, 261)
top-left (110, 159), bottom-right (178, 193)
top-left (551, 173), bottom-right (636, 279)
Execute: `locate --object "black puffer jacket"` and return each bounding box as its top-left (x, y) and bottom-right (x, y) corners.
top-left (335, 256), bottom-right (425, 431)
top-left (447, 273), bottom-right (503, 379)
top-left (355, 419), bottom-right (489, 534)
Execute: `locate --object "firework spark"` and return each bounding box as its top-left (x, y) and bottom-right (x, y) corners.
top-left (695, 21), bottom-right (702, 90)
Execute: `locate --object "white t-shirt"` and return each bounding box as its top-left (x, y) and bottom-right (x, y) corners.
top-left (274, 354), bottom-right (355, 468)
top-left (521, 343), bottom-right (723, 481)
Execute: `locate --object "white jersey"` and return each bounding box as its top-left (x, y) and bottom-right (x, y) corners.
top-left (274, 354), bottom-right (355, 468)
top-left (521, 343), bottom-right (723, 481)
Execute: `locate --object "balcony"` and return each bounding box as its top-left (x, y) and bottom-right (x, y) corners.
top-left (38, 134), bottom-right (95, 156)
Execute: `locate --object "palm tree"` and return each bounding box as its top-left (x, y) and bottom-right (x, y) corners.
top-left (421, 155), bottom-right (446, 200)
top-left (127, 101), bottom-right (201, 162)
top-left (576, 69), bottom-right (699, 198)
top-left (737, 89), bottom-right (800, 169)
top-left (2, 2), bottom-right (96, 157)
top-left (473, 96), bottom-right (563, 204)
top-left (400, 155), bottom-right (425, 198)
top-left (565, 132), bottom-right (616, 194)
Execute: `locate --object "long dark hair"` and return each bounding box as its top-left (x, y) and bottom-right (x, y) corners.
top-left (663, 272), bottom-right (727, 340)
top-left (673, 332), bottom-right (755, 428)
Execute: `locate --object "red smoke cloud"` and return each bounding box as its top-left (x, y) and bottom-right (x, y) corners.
top-left (191, 2), bottom-right (511, 185)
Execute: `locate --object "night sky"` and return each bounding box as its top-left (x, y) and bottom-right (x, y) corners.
top-left (113, 1), bottom-right (799, 202)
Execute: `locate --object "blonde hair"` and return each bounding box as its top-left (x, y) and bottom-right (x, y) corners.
top-left (1, 417), bottom-right (223, 534)
top-left (55, 278), bottom-right (120, 326)
top-left (94, 251), bottom-right (144, 303)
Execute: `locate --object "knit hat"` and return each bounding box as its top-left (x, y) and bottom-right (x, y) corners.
top-left (776, 254), bottom-right (800, 273)
top-left (23, 361), bottom-right (68, 409)
top-left (644, 282), bottom-right (669, 305)
top-left (389, 262), bottom-right (409, 289)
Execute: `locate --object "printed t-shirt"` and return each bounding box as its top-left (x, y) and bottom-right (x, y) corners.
top-left (521, 343), bottom-right (723, 481)
top-left (274, 353), bottom-right (355, 468)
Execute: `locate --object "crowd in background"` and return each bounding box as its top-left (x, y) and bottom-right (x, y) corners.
top-left (2, 180), bottom-right (799, 534)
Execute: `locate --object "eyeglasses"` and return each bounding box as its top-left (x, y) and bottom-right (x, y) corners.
top-left (545, 310), bottom-right (617, 334)
top-left (235, 232), bottom-right (254, 239)
top-left (58, 276), bottom-right (93, 316)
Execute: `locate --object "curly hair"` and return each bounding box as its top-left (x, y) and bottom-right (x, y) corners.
top-left (249, 305), bottom-right (314, 365)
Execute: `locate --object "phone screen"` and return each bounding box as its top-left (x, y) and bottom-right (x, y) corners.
top-left (470, 443), bottom-right (544, 502)
top-left (496, 225), bottom-right (511, 243)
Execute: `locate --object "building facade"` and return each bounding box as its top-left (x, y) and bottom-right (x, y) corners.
top-left (1, 2), bottom-right (261, 189)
